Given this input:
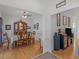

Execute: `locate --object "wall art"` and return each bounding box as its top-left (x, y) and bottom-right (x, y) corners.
top-left (5, 25), bottom-right (11, 30)
top-left (57, 13), bottom-right (61, 26)
top-left (56, 0), bottom-right (66, 8)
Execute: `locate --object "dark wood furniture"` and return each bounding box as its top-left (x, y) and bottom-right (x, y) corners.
top-left (14, 20), bottom-right (27, 38)
top-left (27, 32), bottom-right (35, 45)
top-left (3, 33), bottom-right (10, 49)
top-left (13, 20), bottom-right (35, 47)
top-left (14, 20), bottom-right (28, 47)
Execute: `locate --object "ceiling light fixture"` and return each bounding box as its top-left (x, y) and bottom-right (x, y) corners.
top-left (22, 15), bottom-right (27, 18)
top-left (22, 11), bottom-right (27, 18)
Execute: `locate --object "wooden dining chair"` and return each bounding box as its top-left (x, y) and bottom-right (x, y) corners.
top-left (2, 33), bottom-right (10, 50)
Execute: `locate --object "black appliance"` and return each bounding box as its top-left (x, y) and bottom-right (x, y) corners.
top-left (65, 28), bottom-right (72, 37)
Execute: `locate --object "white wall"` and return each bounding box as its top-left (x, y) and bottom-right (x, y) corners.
top-left (48, 0), bottom-right (79, 15)
top-left (48, 8), bottom-right (77, 52)
top-left (50, 15), bottom-right (57, 51)
top-left (50, 7), bottom-right (79, 54)
top-left (2, 15), bottom-right (30, 42)
top-left (31, 15), bottom-right (43, 40)
top-left (65, 7), bottom-right (79, 40)
top-left (59, 8), bottom-right (79, 55)
top-left (42, 15), bottom-right (52, 53)
top-left (2, 13), bottom-right (43, 44)
top-left (41, 0), bottom-right (79, 53)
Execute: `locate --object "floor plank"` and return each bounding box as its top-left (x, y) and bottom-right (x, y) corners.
top-left (52, 47), bottom-right (79, 59)
top-left (0, 42), bottom-right (42, 59)
top-left (0, 42), bottom-right (79, 59)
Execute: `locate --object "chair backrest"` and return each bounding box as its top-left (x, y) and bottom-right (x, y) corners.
top-left (27, 32), bottom-right (32, 39)
top-left (3, 33), bottom-right (9, 43)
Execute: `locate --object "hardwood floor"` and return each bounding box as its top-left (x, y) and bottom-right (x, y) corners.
top-left (0, 42), bottom-right (42, 59)
top-left (0, 42), bottom-right (79, 59)
top-left (52, 47), bottom-right (79, 59)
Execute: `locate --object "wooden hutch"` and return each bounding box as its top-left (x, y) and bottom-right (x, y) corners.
top-left (13, 20), bottom-right (35, 47)
top-left (14, 20), bottom-right (27, 39)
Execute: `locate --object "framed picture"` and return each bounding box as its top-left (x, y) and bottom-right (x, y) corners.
top-left (5, 25), bottom-right (11, 30)
top-left (36, 23), bottom-right (39, 30)
top-left (68, 17), bottom-right (70, 27)
top-left (33, 23), bottom-right (39, 30)
top-left (34, 24), bottom-right (36, 29)
top-left (63, 16), bottom-right (67, 26)
top-left (56, 0), bottom-right (66, 8)
top-left (57, 13), bottom-right (61, 26)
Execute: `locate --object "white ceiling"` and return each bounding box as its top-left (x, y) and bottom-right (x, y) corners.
top-left (0, 4), bottom-right (40, 17)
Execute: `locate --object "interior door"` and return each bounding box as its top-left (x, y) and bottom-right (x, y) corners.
top-left (0, 17), bottom-right (2, 44)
